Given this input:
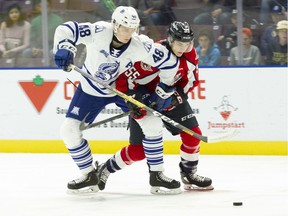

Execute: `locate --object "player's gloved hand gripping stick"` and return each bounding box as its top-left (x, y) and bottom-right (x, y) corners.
top-left (68, 64), bottom-right (236, 143)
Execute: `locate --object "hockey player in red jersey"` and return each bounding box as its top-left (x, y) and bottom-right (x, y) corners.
top-left (96, 21), bottom-right (213, 194)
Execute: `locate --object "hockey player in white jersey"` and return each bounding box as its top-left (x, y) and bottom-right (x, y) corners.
top-left (53, 6), bottom-right (180, 193)
top-left (95, 21), bottom-right (213, 194)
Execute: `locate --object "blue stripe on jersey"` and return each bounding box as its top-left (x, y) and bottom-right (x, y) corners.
top-left (61, 23), bottom-right (75, 37)
top-left (61, 22), bottom-right (79, 44)
top-left (58, 39), bottom-right (75, 47)
top-left (72, 21), bottom-right (79, 44)
top-left (154, 50), bottom-right (179, 69)
top-left (82, 65), bottom-right (108, 95)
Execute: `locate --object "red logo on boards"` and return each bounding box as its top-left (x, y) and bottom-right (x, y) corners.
top-left (214, 95), bottom-right (238, 121)
top-left (220, 111), bottom-right (231, 121)
top-left (19, 75), bottom-right (58, 113)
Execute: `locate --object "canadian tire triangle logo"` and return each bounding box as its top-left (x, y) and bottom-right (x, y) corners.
top-left (19, 75), bottom-right (58, 113)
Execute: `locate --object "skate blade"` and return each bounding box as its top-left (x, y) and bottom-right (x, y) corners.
top-left (67, 185), bottom-right (100, 195)
top-left (184, 184), bottom-right (214, 191)
top-left (150, 186), bottom-right (182, 195)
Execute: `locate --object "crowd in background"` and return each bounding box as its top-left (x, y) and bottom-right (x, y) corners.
top-left (0, 0), bottom-right (287, 67)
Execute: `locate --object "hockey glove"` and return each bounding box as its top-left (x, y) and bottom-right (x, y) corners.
top-left (54, 42), bottom-right (77, 72)
top-left (126, 90), bottom-right (148, 120)
top-left (149, 82), bottom-right (176, 111)
top-left (167, 87), bottom-right (188, 110)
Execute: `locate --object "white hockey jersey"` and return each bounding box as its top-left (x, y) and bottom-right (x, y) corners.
top-left (53, 21), bottom-right (178, 97)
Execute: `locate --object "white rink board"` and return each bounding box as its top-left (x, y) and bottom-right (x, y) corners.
top-left (0, 67), bottom-right (287, 141)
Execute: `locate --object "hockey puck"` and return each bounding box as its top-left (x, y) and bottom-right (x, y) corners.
top-left (233, 202), bottom-right (243, 206)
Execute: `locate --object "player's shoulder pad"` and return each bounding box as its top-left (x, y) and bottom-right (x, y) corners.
top-left (153, 42), bottom-right (168, 51)
top-left (184, 47), bottom-right (198, 64)
top-left (91, 21), bottom-right (111, 33)
top-left (89, 21), bottom-right (113, 41)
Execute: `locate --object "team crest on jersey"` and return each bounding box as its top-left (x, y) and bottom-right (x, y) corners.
top-left (111, 48), bottom-right (122, 58)
top-left (143, 41), bottom-right (152, 53)
top-left (95, 62), bottom-right (119, 82)
top-left (95, 25), bottom-right (104, 33)
top-left (140, 62), bottom-right (152, 71)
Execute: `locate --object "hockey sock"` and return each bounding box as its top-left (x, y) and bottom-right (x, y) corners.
top-left (104, 145), bottom-right (145, 173)
top-left (179, 126), bottom-right (201, 173)
top-left (180, 154), bottom-right (198, 173)
top-left (67, 139), bottom-right (94, 174)
top-left (120, 144), bottom-right (145, 165)
top-left (143, 136), bottom-right (164, 171)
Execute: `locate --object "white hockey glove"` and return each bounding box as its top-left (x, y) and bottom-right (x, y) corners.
top-left (54, 42), bottom-right (77, 72)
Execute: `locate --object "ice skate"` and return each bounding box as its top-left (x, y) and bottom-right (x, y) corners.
top-left (67, 169), bottom-right (99, 194)
top-left (95, 161), bottom-right (110, 191)
top-left (179, 163), bottom-right (214, 191)
top-left (149, 171), bottom-right (181, 195)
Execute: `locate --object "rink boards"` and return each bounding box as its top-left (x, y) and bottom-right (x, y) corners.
top-left (0, 66), bottom-right (287, 155)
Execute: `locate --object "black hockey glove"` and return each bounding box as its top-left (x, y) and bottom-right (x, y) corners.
top-left (54, 42), bottom-right (77, 72)
top-left (149, 82), bottom-right (176, 111)
top-left (170, 87), bottom-right (188, 107)
top-left (126, 90), bottom-right (147, 120)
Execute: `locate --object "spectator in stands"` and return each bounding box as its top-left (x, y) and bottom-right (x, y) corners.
top-left (94, 0), bottom-right (116, 21)
top-left (229, 28), bottom-right (261, 65)
top-left (22, 0), bottom-right (63, 59)
top-left (114, 0), bottom-right (175, 40)
top-left (216, 9), bottom-right (238, 56)
top-left (115, 0), bottom-right (175, 26)
top-left (260, 4), bottom-right (286, 56)
top-left (148, 0), bottom-right (176, 25)
top-left (196, 28), bottom-right (221, 66)
top-left (266, 20), bottom-right (287, 65)
top-left (193, 0), bottom-right (234, 25)
top-left (0, 3), bottom-right (30, 59)
top-left (259, 0), bottom-right (287, 23)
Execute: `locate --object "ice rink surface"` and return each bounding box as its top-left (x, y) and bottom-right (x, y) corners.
top-left (0, 153), bottom-right (287, 216)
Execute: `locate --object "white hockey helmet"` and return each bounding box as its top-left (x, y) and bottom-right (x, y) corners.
top-left (112, 6), bottom-right (140, 30)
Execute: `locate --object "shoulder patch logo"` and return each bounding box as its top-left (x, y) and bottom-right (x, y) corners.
top-left (95, 25), bottom-right (104, 33)
top-left (143, 41), bottom-right (152, 53)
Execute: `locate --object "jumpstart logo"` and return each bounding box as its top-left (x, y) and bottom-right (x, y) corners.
top-left (208, 95), bottom-right (245, 130)
top-left (19, 75), bottom-right (58, 113)
top-left (214, 95), bottom-right (238, 121)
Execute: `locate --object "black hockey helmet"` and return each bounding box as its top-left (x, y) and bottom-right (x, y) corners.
top-left (168, 21), bottom-right (194, 43)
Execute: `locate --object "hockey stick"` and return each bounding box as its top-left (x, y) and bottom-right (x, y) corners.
top-left (80, 111), bottom-right (130, 131)
top-left (69, 64), bottom-right (236, 143)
